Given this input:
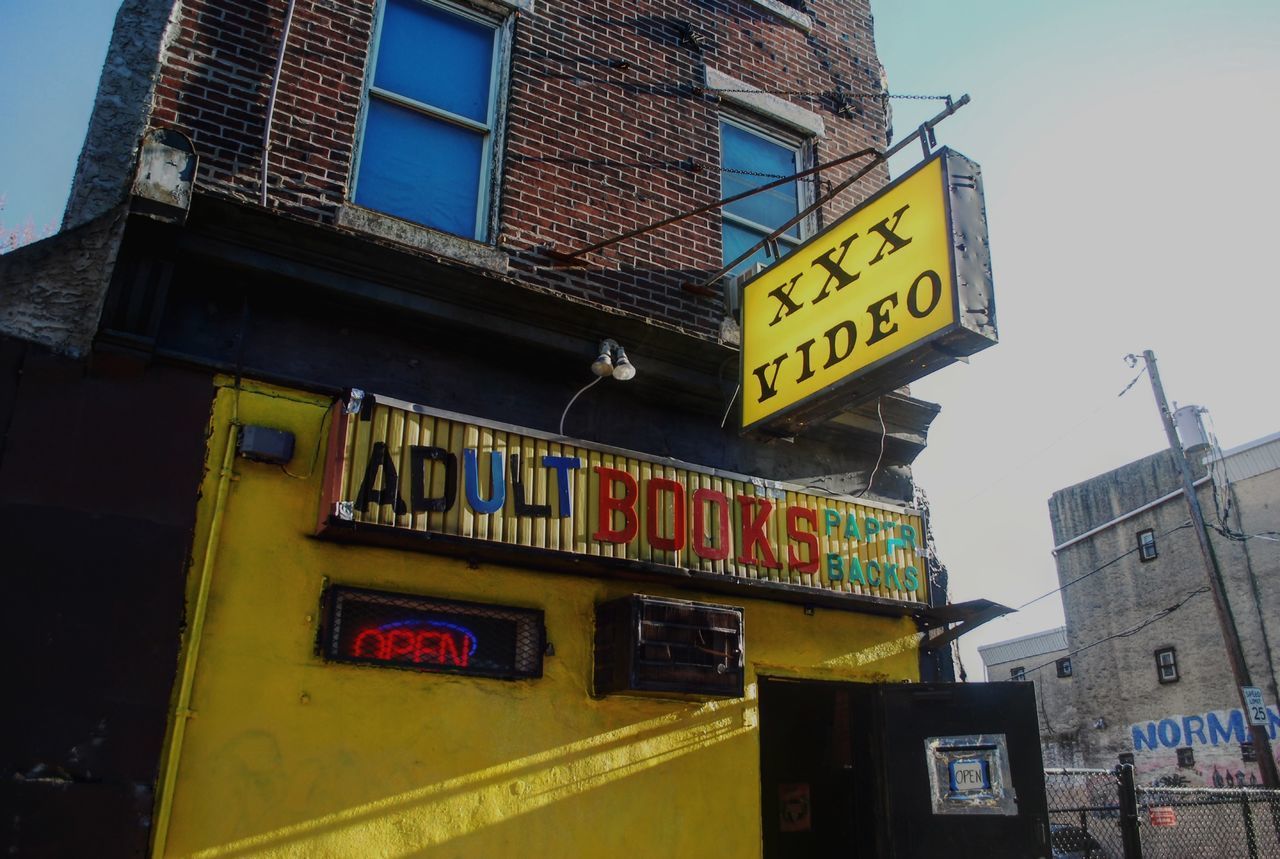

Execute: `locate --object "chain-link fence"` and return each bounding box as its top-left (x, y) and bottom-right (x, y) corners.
top-left (1136, 785), bottom-right (1280, 858)
top-left (1046, 767), bottom-right (1280, 858)
top-left (1045, 768), bottom-right (1127, 857)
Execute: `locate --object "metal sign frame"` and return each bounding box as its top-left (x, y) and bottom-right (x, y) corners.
top-left (739, 147), bottom-right (997, 436)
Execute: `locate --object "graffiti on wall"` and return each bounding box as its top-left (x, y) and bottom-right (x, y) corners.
top-left (1129, 705), bottom-right (1280, 787)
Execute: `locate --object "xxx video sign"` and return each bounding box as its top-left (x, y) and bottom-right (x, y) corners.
top-left (741, 148), bottom-right (997, 434)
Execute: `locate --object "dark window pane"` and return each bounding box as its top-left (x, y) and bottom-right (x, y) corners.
top-left (376, 0), bottom-right (494, 124)
top-left (721, 122), bottom-right (800, 235)
top-left (356, 98), bottom-right (483, 237)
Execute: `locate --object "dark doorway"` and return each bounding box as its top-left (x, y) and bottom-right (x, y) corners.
top-left (758, 678), bottom-right (1050, 858)
top-left (758, 677), bottom-right (877, 857)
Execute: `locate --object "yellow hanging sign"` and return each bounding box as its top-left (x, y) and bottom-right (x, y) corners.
top-left (740, 148), bottom-right (997, 434)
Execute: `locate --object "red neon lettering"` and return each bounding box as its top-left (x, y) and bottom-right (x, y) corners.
top-left (736, 495), bottom-right (779, 568)
top-left (350, 626), bottom-right (474, 666)
top-left (786, 507), bottom-right (820, 574)
top-left (594, 466), bottom-right (639, 543)
top-left (353, 628), bottom-right (384, 657)
top-left (646, 477), bottom-right (687, 551)
top-left (692, 488), bottom-right (731, 561)
top-left (386, 629), bottom-right (418, 660)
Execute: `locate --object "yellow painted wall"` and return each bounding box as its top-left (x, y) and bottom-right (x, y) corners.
top-left (156, 379), bottom-right (922, 858)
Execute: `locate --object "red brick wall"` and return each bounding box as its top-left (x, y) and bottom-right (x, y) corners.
top-left (148, 0), bottom-right (889, 338)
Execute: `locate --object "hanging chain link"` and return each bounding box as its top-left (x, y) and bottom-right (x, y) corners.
top-left (707, 88), bottom-right (949, 101)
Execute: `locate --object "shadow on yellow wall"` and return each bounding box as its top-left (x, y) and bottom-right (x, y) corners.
top-left (154, 379), bottom-right (921, 858)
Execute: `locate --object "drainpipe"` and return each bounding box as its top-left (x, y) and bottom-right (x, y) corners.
top-left (151, 423), bottom-right (239, 856)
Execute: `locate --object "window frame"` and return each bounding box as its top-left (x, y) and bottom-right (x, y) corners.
top-left (351, 0), bottom-right (510, 242)
top-left (1137, 528), bottom-right (1158, 562)
top-left (1009, 666), bottom-right (1026, 682)
top-left (1176, 746), bottom-right (1195, 768)
top-left (718, 113), bottom-right (816, 276)
top-left (1055, 657), bottom-right (1073, 678)
top-left (1155, 647), bottom-right (1179, 683)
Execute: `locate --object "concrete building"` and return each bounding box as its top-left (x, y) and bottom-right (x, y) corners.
top-left (983, 431), bottom-right (1280, 786)
top-left (978, 627), bottom-right (1080, 767)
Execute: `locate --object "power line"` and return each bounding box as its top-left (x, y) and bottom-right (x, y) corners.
top-left (1017, 521), bottom-right (1193, 612)
top-left (1019, 586), bottom-right (1209, 678)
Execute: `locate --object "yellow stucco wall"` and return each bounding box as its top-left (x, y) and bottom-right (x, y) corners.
top-left (155, 379), bottom-right (922, 858)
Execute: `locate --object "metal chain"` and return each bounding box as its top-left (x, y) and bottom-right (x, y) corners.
top-left (708, 88), bottom-right (949, 101)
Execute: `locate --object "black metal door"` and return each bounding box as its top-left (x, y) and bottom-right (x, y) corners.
top-left (759, 678), bottom-right (878, 857)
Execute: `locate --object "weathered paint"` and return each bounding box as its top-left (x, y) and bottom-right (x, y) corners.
top-left (324, 394), bottom-right (928, 603)
top-left (155, 377), bottom-right (922, 857)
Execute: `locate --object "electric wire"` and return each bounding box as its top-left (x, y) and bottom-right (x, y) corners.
top-left (1017, 586), bottom-right (1209, 678)
top-left (856, 397), bottom-right (886, 497)
top-left (559, 375), bottom-right (605, 436)
top-left (1018, 521), bottom-right (1194, 612)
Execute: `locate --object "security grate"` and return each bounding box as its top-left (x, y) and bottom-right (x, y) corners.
top-left (595, 595), bottom-right (744, 698)
top-left (320, 585), bottom-right (544, 680)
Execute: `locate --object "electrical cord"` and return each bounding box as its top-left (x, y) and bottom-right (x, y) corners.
top-left (1019, 521), bottom-right (1193, 612)
top-left (1017, 587), bottom-right (1209, 678)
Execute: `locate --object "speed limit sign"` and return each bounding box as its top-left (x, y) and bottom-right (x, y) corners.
top-left (1243, 687), bottom-right (1268, 726)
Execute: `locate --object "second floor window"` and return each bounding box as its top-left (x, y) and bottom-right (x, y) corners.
top-left (720, 118), bottom-right (809, 277)
top-left (354, 0), bottom-right (502, 240)
top-left (1156, 647), bottom-right (1179, 683)
top-left (1056, 657), bottom-right (1073, 678)
top-left (1137, 528), bottom-right (1158, 561)
top-left (1010, 666), bottom-right (1026, 681)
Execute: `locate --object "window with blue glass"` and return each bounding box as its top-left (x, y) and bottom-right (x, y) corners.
top-left (720, 118), bottom-right (809, 277)
top-left (354, 0), bottom-right (501, 240)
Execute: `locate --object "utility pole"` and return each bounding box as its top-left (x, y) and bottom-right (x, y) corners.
top-left (1133, 349), bottom-right (1280, 788)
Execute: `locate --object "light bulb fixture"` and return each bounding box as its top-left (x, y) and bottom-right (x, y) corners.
top-left (611, 345), bottom-right (635, 381)
top-left (591, 340), bottom-right (616, 377)
top-left (589, 338), bottom-right (636, 381)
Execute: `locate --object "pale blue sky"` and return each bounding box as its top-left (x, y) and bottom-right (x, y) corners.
top-left (0, 0), bottom-right (121, 232)
top-left (3, 0), bottom-right (1278, 677)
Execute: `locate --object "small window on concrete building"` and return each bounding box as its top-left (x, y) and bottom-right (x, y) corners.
top-left (1010, 666), bottom-right (1026, 681)
top-left (1242, 742), bottom-right (1258, 763)
top-left (1118, 752), bottom-right (1135, 766)
top-left (1176, 747), bottom-right (1195, 768)
top-left (1155, 647), bottom-right (1179, 683)
top-left (1137, 528), bottom-right (1158, 561)
top-left (1055, 657), bottom-right (1072, 678)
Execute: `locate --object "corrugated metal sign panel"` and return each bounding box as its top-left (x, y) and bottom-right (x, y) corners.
top-left (318, 392), bottom-right (928, 606)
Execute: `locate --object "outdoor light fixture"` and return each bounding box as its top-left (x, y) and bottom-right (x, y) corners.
top-left (560, 339), bottom-right (639, 435)
top-left (591, 339), bottom-right (637, 381)
top-left (611, 345), bottom-right (635, 381)
top-left (591, 341), bottom-right (616, 377)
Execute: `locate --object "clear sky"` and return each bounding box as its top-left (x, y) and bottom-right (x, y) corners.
top-left (3, 0), bottom-right (1278, 679)
top-left (874, 0), bottom-right (1280, 676)
top-left (0, 0), bottom-right (121, 233)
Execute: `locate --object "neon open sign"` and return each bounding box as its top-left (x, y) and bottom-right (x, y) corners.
top-left (321, 586), bottom-right (544, 680)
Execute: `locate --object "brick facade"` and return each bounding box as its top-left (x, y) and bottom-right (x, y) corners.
top-left (123, 0), bottom-right (891, 337)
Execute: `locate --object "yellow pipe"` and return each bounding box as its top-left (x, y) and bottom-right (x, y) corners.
top-left (151, 423), bottom-right (240, 857)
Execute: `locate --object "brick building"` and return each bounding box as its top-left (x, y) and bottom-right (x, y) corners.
top-left (983, 432), bottom-right (1280, 787)
top-left (0, 0), bottom-right (1024, 855)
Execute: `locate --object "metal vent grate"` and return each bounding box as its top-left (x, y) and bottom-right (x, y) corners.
top-left (321, 585), bottom-right (544, 680)
top-left (595, 595), bottom-right (744, 698)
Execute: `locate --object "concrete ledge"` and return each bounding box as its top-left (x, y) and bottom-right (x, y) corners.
top-left (740, 0), bottom-right (812, 31)
top-left (704, 66), bottom-right (825, 138)
top-left (337, 205), bottom-right (509, 274)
